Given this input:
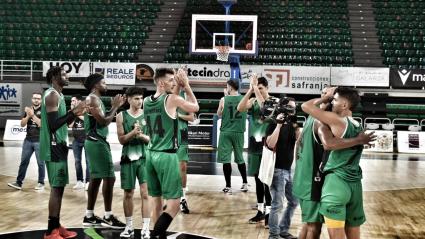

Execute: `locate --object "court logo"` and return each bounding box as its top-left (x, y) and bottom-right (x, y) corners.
top-left (11, 125), bottom-right (26, 135)
top-left (398, 69), bottom-right (411, 85)
top-left (136, 64), bottom-right (154, 82)
top-left (408, 134), bottom-right (419, 148)
top-left (94, 68), bottom-right (105, 75)
top-left (264, 69), bottom-right (290, 88)
top-left (0, 84), bottom-right (18, 101)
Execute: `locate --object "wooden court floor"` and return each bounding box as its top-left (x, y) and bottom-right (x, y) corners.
top-left (0, 146), bottom-right (424, 239)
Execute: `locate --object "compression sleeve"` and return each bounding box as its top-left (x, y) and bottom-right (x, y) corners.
top-left (47, 111), bottom-right (76, 132)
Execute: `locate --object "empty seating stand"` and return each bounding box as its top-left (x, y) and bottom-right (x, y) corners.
top-left (373, 0), bottom-right (425, 68)
top-left (164, 0), bottom-right (354, 66)
top-left (0, 0), bottom-right (161, 62)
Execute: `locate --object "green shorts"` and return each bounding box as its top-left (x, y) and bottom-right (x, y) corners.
top-left (85, 139), bottom-right (115, 179)
top-left (217, 131), bottom-right (245, 164)
top-left (248, 153), bottom-right (261, 175)
top-left (46, 160), bottom-right (69, 187)
top-left (299, 199), bottom-right (323, 223)
top-left (177, 144), bottom-right (189, 162)
top-left (145, 150), bottom-right (182, 199)
top-left (319, 173), bottom-right (366, 227)
top-left (120, 158), bottom-right (146, 190)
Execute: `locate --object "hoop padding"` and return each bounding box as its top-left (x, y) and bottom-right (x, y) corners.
top-left (215, 46), bottom-right (230, 62)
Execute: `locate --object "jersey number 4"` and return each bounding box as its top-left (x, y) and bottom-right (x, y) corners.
top-left (145, 115), bottom-right (165, 137)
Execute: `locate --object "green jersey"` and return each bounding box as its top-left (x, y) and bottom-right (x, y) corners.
top-left (144, 94), bottom-right (178, 152)
top-left (40, 87), bottom-right (68, 162)
top-left (178, 91), bottom-right (189, 146)
top-left (121, 110), bottom-right (146, 161)
top-left (324, 117), bottom-right (364, 181)
top-left (221, 95), bottom-right (247, 133)
top-left (292, 116), bottom-right (315, 199)
top-left (84, 94), bottom-right (108, 140)
top-left (248, 100), bottom-right (269, 154)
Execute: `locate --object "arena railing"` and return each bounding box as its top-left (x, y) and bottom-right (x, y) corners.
top-left (0, 59), bottom-right (43, 81)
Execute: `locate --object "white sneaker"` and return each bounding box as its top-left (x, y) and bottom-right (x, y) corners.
top-left (222, 187), bottom-right (232, 195)
top-left (73, 181), bottom-right (85, 189)
top-left (120, 226), bottom-right (134, 238)
top-left (34, 183), bottom-right (45, 190)
top-left (141, 229), bottom-right (150, 239)
top-left (240, 183), bottom-right (248, 192)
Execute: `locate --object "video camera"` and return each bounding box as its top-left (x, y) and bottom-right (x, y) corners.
top-left (261, 96), bottom-right (297, 124)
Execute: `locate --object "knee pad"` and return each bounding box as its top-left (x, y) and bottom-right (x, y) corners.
top-left (324, 216), bottom-right (345, 229)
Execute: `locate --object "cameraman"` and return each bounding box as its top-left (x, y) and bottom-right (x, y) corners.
top-left (265, 98), bottom-right (299, 239)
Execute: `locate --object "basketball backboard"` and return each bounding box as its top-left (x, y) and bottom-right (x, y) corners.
top-left (190, 14), bottom-right (258, 55)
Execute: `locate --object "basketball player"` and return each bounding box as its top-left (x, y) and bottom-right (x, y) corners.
top-left (116, 86), bottom-right (151, 238)
top-left (301, 87), bottom-right (366, 239)
top-left (217, 79), bottom-right (248, 195)
top-left (294, 87), bottom-right (375, 239)
top-left (41, 66), bottom-right (85, 239)
top-left (237, 75), bottom-right (272, 226)
top-left (82, 73), bottom-right (126, 229)
top-left (144, 68), bottom-right (198, 238)
top-left (173, 86), bottom-right (195, 214)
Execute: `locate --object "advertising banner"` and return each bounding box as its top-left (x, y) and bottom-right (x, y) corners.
top-left (331, 67), bottom-right (389, 87)
top-left (241, 65), bottom-right (331, 94)
top-left (92, 62), bottom-right (136, 85)
top-left (3, 119), bottom-right (26, 141)
top-left (390, 68), bottom-right (425, 89)
top-left (188, 125), bottom-right (213, 146)
top-left (43, 61), bottom-right (90, 77)
top-left (135, 63), bottom-right (231, 83)
top-left (397, 131), bottom-right (425, 154)
top-left (139, 64), bottom-right (330, 94)
top-left (0, 83), bottom-right (22, 116)
top-left (363, 130), bottom-right (394, 153)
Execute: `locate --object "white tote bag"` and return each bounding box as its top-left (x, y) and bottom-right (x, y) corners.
top-left (258, 145), bottom-right (276, 187)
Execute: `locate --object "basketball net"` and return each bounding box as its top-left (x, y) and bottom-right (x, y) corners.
top-left (215, 45), bottom-right (230, 62)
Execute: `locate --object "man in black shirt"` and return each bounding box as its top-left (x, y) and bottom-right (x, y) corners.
top-left (69, 94), bottom-right (90, 190)
top-left (8, 92), bottom-right (45, 190)
top-left (265, 97), bottom-right (300, 239)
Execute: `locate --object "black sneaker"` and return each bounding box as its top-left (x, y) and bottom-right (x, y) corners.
top-left (180, 199), bottom-right (190, 214)
top-left (279, 232), bottom-right (297, 239)
top-left (264, 213), bottom-right (269, 229)
top-left (101, 215), bottom-right (125, 229)
top-left (7, 182), bottom-right (22, 190)
top-left (82, 215), bottom-right (103, 227)
top-left (248, 210), bottom-right (265, 224)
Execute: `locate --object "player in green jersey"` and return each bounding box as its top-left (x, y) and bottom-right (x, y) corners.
top-left (237, 74), bottom-right (272, 226)
top-left (82, 73), bottom-right (126, 229)
top-left (302, 87), bottom-right (368, 239)
top-left (41, 66), bottom-right (85, 239)
top-left (294, 88), bottom-right (375, 239)
top-left (116, 87), bottom-right (151, 238)
top-left (217, 79), bottom-right (248, 195)
top-left (172, 87), bottom-right (195, 214)
top-left (144, 68), bottom-right (198, 239)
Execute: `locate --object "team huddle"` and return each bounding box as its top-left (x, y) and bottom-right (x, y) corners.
top-left (39, 65), bottom-right (374, 239)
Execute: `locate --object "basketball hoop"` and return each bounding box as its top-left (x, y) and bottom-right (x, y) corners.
top-left (215, 45), bottom-right (230, 62)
